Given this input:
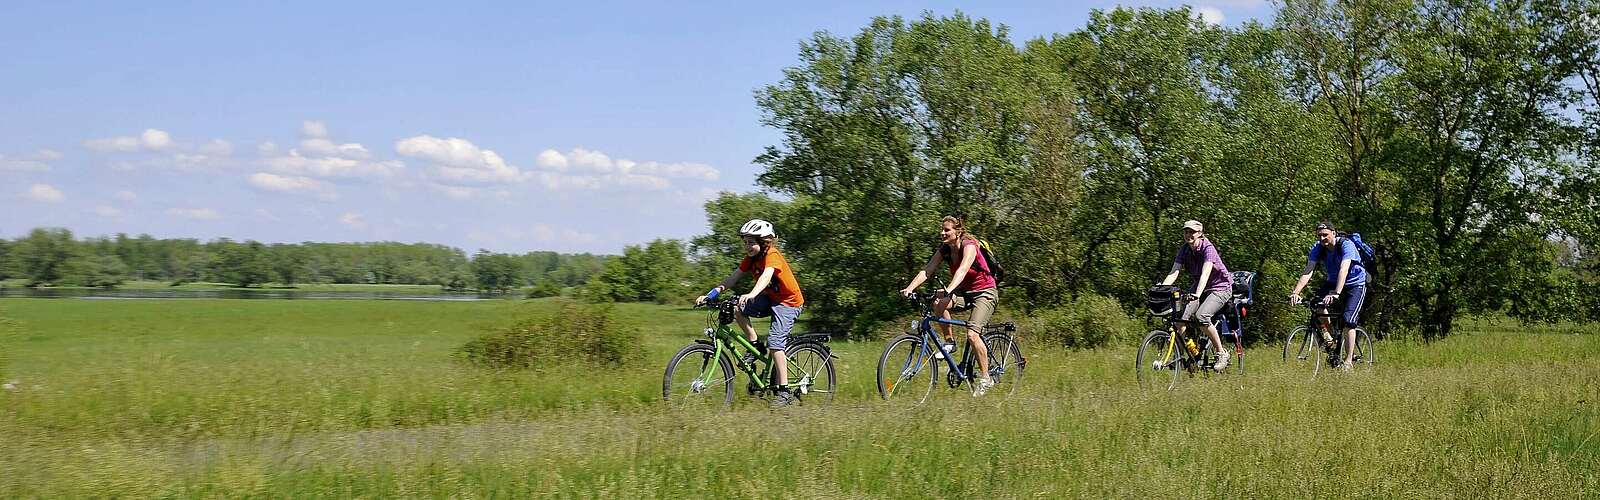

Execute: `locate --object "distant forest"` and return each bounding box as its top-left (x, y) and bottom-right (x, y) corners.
top-left (0, 228), bottom-right (610, 294)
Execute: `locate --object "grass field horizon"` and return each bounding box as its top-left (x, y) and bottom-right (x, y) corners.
top-left (1, 298), bottom-right (1595, 497)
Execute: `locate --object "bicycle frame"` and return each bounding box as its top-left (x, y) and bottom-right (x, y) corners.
top-left (916, 315), bottom-right (981, 382)
top-left (689, 301), bottom-right (778, 393)
top-left (1156, 299), bottom-right (1244, 370)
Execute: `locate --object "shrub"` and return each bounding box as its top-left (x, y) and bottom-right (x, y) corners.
top-left (1023, 293), bottom-right (1140, 349)
top-left (458, 300), bottom-right (641, 369)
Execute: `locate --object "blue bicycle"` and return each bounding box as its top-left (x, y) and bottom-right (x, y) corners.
top-left (876, 291), bottom-right (1025, 404)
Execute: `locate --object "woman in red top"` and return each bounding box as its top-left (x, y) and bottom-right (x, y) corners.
top-left (898, 215), bottom-right (999, 396)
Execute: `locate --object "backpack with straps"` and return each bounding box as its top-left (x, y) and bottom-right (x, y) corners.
top-left (941, 239), bottom-right (1006, 284)
top-left (1339, 232), bottom-right (1377, 270)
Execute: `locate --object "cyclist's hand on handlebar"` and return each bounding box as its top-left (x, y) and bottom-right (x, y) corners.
top-left (899, 288), bottom-right (915, 299)
top-left (737, 293), bottom-right (757, 308)
top-left (1182, 292), bottom-right (1198, 302)
top-left (694, 295), bottom-right (707, 306)
top-left (1288, 293), bottom-right (1301, 305)
top-left (1321, 293), bottom-right (1338, 306)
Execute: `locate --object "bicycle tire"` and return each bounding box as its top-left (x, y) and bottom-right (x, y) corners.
top-left (981, 333), bottom-right (1025, 397)
top-left (663, 342), bottom-right (735, 408)
top-left (1352, 328), bottom-right (1375, 369)
top-left (1283, 325), bottom-right (1312, 364)
top-left (1135, 330), bottom-right (1175, 390)
top-left (785, 342), bottom-right (836, 403)
top-left (877, 334), bottom-right (939, 405)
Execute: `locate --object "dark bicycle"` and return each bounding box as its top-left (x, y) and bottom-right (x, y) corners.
top-left (1135, 271), bottom-right (1254, 390)
top-left (876, 290), bottom-right (1025, 404)
top-left (1283, 300), bottom-right (1374, 378)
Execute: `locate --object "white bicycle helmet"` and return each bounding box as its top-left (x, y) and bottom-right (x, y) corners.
top-left (739, 219), bottom-right (775, 238)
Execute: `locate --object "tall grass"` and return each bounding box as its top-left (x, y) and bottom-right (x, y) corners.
top-left (0, 299), bottom-right (1594, 497)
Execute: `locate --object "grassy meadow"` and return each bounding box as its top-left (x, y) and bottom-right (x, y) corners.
top-left (0, 298), bottom-right (1596, 498)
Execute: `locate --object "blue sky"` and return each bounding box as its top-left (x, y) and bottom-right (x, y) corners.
top-left (0, 0), bottom-right (1270, 254)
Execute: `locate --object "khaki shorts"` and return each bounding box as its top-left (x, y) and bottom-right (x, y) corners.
top-left (948, 287), bottom-right (999, 332)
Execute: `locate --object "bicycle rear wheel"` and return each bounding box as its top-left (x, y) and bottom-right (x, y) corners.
top-left (785, 342), bottom-right (836, 404)
top-left (982, 333), bottom-right (1025, 397)
top-left (877, 334), bottom-right (939, 404)
top-left (662, 342), bottom-right (735, 409)
top-left (1135, 330), bottom-right (1175, 390)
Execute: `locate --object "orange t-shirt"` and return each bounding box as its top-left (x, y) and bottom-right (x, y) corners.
top-left (739, 248), bottom-right (805, 307)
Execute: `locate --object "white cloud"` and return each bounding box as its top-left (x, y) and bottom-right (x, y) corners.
top-left (248, 172), bottom-right (338, 200)
top-left (92, 205), bottom-right (122, 217)
top-left (339, 212), bottom-right (366, 229)
top-left (114, 190), bottom-right (137, 202)
top-left (259, 122), bottom-right (392, 178)
top-left (535, 149), bottom-right (569, 170)
top-left (429, 183), bottom-right (480, 200)
top-left (167, 207), bottom-right (221, 220)
top-left (395, 135), bottom-right (522, 183)
top-left (1195, 6), bottom-right (1226, 25)
top-left (198, 139), bottom-right (234, 157)
top-left (24, 184), bottom-right (64, 203)
top-left (84, 128), bottom-right (176, 152)
top-left (534, 147), bottom-right (720, 181)
top-left (83, 136), bottom-right (140, 152)
top-left (141, 129), bottom-right (173, 150)
top-left (0, 154), bottom-right (49, 172)
top-left (302, 120), bottom-right (329, 138)
top-left (297, 138), bottom-right (370, 159)
top-left (31, 149), bottom-right (63, 161)
top-left (264, 153), bottom-right (403, 178)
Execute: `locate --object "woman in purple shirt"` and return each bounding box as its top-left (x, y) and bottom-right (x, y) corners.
top-left (1158, 220), bottom-right (1235, 370)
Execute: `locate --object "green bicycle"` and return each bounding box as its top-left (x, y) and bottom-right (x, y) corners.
top-left (662, 297), bottom-right (836, 408)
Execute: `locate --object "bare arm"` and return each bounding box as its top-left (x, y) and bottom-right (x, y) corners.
top-left (944, 243), bottom-right (978, 294)
top-left (696, 269), bottom-right (746, 304)
top-left (1289, 259), bottom-right (1316, 303)
top-left (900, 250), bottom-right (944, 295)
top-left (1193, 262), bottom-right (1213, 297)
top-left (738, 267), bottom-right (778, 307)
top-left (1160, 263), bottom-right (1181, 286)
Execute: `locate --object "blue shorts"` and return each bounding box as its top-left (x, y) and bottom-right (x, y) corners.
top-left (1316, 283), bottom-right (1367, 327)
top-left (740, 294), bottom-right (802, 351)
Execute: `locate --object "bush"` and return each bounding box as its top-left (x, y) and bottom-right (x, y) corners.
top-left (458, 300), bottom-right (641, 369)
top-left (1023, 293), bottom-right (1140, 349)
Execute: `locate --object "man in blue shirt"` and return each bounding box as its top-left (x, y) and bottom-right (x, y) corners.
top-left (1288, 221), bottom-right (1368, 370)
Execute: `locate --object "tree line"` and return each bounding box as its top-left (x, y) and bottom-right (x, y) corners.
top-left (611, 1), bottom-right (1597, 341)
top-left (0, 228), bottom-right (609, 293)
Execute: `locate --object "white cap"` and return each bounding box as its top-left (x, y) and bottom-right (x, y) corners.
top-left (1182, 220), bottom-right (1203, 232)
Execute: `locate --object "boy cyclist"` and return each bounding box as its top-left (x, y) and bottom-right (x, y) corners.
top-left (696, 219), bottom-right (806, 407)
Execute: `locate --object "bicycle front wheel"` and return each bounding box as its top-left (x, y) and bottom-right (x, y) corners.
top-left (982, 333), bottom-right (1025, 397)
top-left (1135, 330), bottom-right (1175, 390)
top-left (663, 342), bottom-right (735, 409)
top-left (1352, 328), bottom-right (1375, 370)
top-left (785, 342), bottom-right (836, 404)
top-left (877, 334), bottom-right (939, 405)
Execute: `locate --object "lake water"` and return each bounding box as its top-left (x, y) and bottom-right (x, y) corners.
top-left (0, 287), bottom-right (506, 301)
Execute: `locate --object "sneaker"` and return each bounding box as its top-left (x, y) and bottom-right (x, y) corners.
top-left (933, 342), bottom-right (955, 360)
top-left (1213, 349), bottom-right (1231, 371)
top-left (769, 388), bottom-right (798, 408)
top-left (1337, 361), bottom-right (1354, 373)
top-left (973, 378), bottom-right (995, 397)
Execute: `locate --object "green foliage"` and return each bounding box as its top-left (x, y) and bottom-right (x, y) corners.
top-left (585, 239), bottom-right (696, 304)
top-left (746, 5), bottom-right (1598, 338)
top-left (14, 228), bottom-right (77, 286)
top-left (469, 250), bottom-right (522, 292)
top-left (457, 300), bottom-right (640, 369)
top-left (525, 279), bottom-right (563, 299)
top-left (1021, 293), bottom-right (1140, 349)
